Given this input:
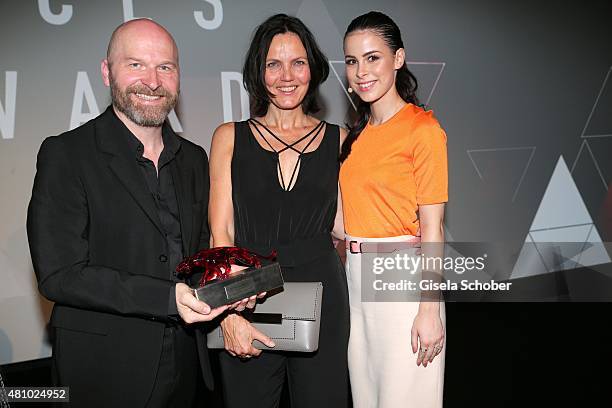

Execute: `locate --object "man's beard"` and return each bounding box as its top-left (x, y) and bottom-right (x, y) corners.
top-left (109, 72), bottom-right (178, 127)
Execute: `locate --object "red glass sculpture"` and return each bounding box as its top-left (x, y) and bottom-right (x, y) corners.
top-left (176, 246), bottom-right (277, 287)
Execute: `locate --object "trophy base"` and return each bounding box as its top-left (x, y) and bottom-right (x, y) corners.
top-left (194, 261), bottom-right (284, 308)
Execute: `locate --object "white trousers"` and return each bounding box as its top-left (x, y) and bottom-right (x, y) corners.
top-left (346, 234), bottom-right (446, 408)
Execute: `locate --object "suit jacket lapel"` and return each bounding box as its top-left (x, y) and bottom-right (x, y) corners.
top-left (108, 156), bottom-right (165, 235)
top-left (95, 107), bottom-right (165, 236)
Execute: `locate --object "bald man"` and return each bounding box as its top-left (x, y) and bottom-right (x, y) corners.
top-left (27, 19), bottom-right (240, 407)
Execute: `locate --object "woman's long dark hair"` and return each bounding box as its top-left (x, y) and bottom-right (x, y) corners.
top-left (243, 14), bottom-right (329, 117)
top-left (340, 11), bottom-right (419, 162)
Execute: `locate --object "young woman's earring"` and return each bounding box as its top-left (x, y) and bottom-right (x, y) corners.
top-left (348, 87), bottom-right (353, 93)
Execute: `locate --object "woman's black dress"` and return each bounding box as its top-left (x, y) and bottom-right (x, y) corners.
top-left (218, 120), bottom-right (350, 408)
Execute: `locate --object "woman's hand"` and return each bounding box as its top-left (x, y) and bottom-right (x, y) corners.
top-left (411, 307), bottom-right (444, 367)
top-left (220, 313), bottom-right (276, 358)
top-left (413, 203), bottom-right (445, 367)
top-left (226, 264), bottom-right (267, 312)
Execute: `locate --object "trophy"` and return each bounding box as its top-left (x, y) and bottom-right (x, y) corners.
top-left (176, 246), bottom-right (284, 308)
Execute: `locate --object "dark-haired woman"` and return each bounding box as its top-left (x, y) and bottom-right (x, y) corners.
top-left (339, 11), bottom-right (448, 407)
top-left (208, 13), bottom-right (350, 408)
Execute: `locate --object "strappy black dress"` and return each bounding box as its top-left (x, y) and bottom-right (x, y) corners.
top-left (217, 120), bottom-right (350, 408)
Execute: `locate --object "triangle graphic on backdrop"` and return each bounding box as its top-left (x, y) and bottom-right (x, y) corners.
top-left (511, 156), bottom-right (611, 279)
top-left (328, 61), bottom-right (446, 113)
top-left (297, 0), bottom-right (343, 59)
top-left (583, 137), bottom-right (612, 188)
top-left (467, 147), bottom-right (536, 202)
top-left (530, 156), bottom-right (592, 230)
top-left (297, 0), bottom-right (354, 126)
top-left (512, 234), bottom-right (550, 279)
top-left (573, 225), bottom-right (610, 269)
top-left (582, 66), bottom-right (612, 138)
top-left (407, 62), bottom-right (446, 106)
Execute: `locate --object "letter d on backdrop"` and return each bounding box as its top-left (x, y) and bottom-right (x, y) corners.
top-left (221, 72), bottom-right (249, 123)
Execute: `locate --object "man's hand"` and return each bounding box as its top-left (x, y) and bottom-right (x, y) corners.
top-left (175, 282), bottom-right (228, 323)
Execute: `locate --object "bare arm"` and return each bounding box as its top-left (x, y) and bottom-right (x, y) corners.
top-left (209, 122), bottom-right (236, 248)
top-left (209, 122), bottom-right (274, 357)
top-left (332, 127), bottom-right (348, 240)
top-left (411, 202), bottom-right (446, 366)
top-left (418, 202), bottom-right (446, 310)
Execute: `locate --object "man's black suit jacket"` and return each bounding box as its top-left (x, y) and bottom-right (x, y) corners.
top-left (27, 107), bottom-right (213, 406)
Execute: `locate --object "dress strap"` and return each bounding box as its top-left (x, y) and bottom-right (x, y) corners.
top-left (247, 119), bottom-right (326, 191)
top-left (249, 118), bottom-right (325, 154)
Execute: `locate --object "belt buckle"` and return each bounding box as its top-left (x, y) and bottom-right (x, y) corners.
top-left (348, 240), bottom-right (362, 254)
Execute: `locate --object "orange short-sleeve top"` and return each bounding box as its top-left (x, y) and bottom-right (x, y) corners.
top-left (339, 103), bottom-right (448, 238)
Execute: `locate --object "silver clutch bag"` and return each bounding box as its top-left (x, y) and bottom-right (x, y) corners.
top-left (207, 282), bottom-right (323, 352)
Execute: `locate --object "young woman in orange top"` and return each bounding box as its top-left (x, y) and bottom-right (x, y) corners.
top-left (340, 11), bottom-right (448, 407)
